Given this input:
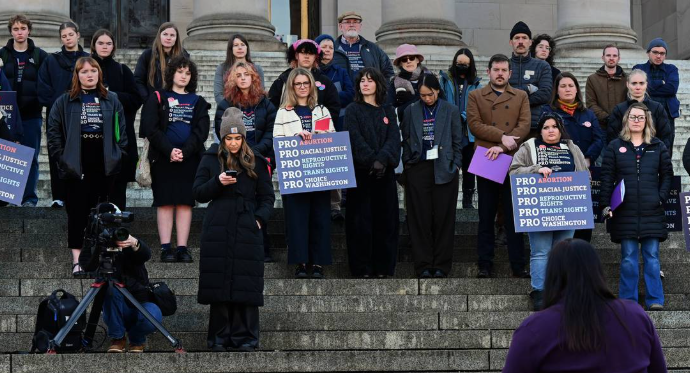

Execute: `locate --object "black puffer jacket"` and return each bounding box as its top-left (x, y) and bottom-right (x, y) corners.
top-left (0, 38), bottom-right (48, 119)
top-left (607, 98), bottom-right (672, 151)
top-left (600, 137), bottom-right (673, 243)
top-left (193, 143), bottom-right (275, 306)
top-left (344, 101), bottom-right (401, 171)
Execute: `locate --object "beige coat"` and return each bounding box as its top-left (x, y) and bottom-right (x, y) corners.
top-left (466, 84), bottom-right (531, 155)
top-left (273, 104), bottom-right (334, 137)
top-left (509, 138), bottom-right (589, 175)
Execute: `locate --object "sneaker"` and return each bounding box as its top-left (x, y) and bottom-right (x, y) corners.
top-left (649, 303), bottom-right (664, 311)
top-left (312, 265), bottom-right (324, 279)
top-left (160, 248), bottom-right (176, 263)
top-left (238, 343), bottom-right (256, 352)
top-left (128, 343), bottom-right (145, 353)
top-left (50, 199), bottom-right (64, 208)
top-left (107, 337), bottom-right (126, 353)
top-left (330, 209), bottom-right (344, 221)
top-left (419, 269), bottom-right (432, 279)
top-left (176, 247), bottom-right (193, 263)
top-left (295, 264), bottom-right (308, 278)
top-left (660, 270), bottom-right (665, 279)
top-left (433, 269), bottom-right (447, 278)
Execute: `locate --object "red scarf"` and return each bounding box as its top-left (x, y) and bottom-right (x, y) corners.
top-left (558, 99), bottom-right (578, 116)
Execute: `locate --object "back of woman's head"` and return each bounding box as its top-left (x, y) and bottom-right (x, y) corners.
top-left (543, 239), bottom-right (618, 351)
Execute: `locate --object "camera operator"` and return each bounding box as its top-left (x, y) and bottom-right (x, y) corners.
top-left (78, 234), bottom-right (162, 353)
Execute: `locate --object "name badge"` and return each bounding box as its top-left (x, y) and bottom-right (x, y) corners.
top-left (94, 97), bottom-right (99, 104)
top-left (426, 145), bottom-right (439, 160)
top-left (169, 99), bottom-right (180, 107)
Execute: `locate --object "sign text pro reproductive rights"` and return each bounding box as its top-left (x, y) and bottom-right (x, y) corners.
top-left (273, 132), bottom-right (357, 195)
top-left (510, 171), bottom-right (594, 232)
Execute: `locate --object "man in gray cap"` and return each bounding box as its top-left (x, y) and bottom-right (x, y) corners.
top-left (507, 21), bottom-right (552, 132)
top-left (335, 11), bottom-right (394, 82)
top-left (634, 38), bottom-right (680, 152)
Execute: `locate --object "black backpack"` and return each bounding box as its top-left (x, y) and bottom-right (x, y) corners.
top-left (31, 289), bottom-right (86, 353)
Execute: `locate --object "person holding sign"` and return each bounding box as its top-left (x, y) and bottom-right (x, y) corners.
top-left (467, 54), bottom-right (531, 279)
top-left (139, 56), bottom-right (211, 264)
top-left (193, 107), bottom-right (274, 352)
top-left (46, 57), bottom-right (127, 277)
top-left (344, 67), bottom-right (401, 278)
top-left (600, 102), bottom-right (673, 311)
top-left (400, 74), bottom-right (462, 279)
top-left (509, 112), bottom-right (589, 310)
top-left (274, 68), bottom-right (335, 279)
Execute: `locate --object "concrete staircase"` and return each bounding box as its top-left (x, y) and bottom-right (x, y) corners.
top-left (29, 50), bottom-right (690, 207)
top-left (1, 208), bottom-right (690, 372)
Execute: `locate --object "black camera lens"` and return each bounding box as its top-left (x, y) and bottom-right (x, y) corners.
top-left (114, 227), bottom-right (130, 241)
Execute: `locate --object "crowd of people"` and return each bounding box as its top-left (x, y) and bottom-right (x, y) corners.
top-left (0, 11), bottom-right (681, 365)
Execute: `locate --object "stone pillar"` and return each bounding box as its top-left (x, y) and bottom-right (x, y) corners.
top-left (374, 0), bottom-right (465, 55)
top-left (554, 0), bottom-right (645, 58)
top-left (0, 1), bottom-right (72, 48)
top-left (184, 0), bottom-right (284, 51)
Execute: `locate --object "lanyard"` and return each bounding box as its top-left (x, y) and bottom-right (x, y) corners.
top-left (422, 103), bottom-right (438, 145)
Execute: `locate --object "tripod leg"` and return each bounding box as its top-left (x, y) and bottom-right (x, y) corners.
top-left (113, 284), bottom-right (184, 352)
top-left (48, 283), bottom-right (104, 353)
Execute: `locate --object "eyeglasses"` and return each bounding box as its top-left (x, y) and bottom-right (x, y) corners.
top-left (536, 45), bottom-right (552, 51)
top-left (628, 115), bottom-right (646, 122)
top-left (399, 56), bottom-right (417, 63)
top-left (650, 50), bottom-right (667, 56)
top-left (341, 20), bottom-right (361, 25)
top-left (293, 82), bottom-right (311, 88)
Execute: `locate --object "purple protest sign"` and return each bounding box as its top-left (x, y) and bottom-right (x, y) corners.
top-left (510, 171), bottom-right (594, 233)
top-left (273, 132), bottom-right (356, 195)
top-left (0, 138), bottom-right (33, 205)
top-left (679, 192), bottom-right (690, 250)
top-left (468, 145), bottom-right (512, 184)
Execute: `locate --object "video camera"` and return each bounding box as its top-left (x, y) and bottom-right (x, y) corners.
top-left (83, 203), bottom-right (134, 275)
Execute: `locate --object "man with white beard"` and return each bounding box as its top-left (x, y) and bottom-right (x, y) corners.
top-left (335, 11), bottom-right (394, 83)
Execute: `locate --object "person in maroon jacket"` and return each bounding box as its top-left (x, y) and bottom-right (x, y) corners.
top-left (503, 239), bottom-right (667, 373)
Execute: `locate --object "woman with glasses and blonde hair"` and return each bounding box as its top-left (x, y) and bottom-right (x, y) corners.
top-left (600, 102), bottom-right (673, 311)
top-left (274, 67), bottom-right (334, 279)
top-left (607, 69), bottom-right (672, 152)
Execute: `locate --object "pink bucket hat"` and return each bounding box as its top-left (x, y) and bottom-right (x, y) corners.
top-left (393, 44), bottom-right (424, 66)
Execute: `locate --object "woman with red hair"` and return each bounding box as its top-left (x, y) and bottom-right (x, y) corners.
top-left (214, 61), bottom-right (277, 261)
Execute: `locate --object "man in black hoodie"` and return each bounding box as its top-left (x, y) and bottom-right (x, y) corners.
top-left (0, 14), bottom-right (47, 206)
top-left (268, 39), bottom-right (340, 121)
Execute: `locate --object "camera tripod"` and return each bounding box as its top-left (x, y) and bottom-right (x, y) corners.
top-left (47, 274), bottom-right (184, 354)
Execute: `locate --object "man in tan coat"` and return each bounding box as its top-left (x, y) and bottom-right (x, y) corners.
top-left (467, 54), bottom-right (531, 278)
top-left (585, 45), bottom-right (627, 134)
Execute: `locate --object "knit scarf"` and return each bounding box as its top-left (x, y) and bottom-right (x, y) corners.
top-left (558, 99), bottom-right (578, 116)
top-left (394, 66), bottom-right (426, 93)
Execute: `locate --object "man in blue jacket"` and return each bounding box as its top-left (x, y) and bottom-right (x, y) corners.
top-left (335, 11), bottom-right (394, 83)
top-left (0, 14), bottom-right (47, 206)
top-left (633, 38), bottom-right (679, 152)
top-left (507, 21), bottom-right (552, 131)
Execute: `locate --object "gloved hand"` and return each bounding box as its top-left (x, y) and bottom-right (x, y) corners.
top-left (526, 84), bottom-right (538, 95)
top-left (460, 111), bottom-right (467, 121)
top-left (371, 160), bottom-right (386, 179)
top-left (395, 90), bottom-right (413, 106)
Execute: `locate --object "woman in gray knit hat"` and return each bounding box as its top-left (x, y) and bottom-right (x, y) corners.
top-left (193, 107), bottom-right (275, 352)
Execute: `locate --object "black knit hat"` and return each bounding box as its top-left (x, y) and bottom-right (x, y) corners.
top-left (510, 21), bottom-right (532, 39)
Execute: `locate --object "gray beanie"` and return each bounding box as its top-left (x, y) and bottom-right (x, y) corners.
top-left (647, 37), bottom-right (668, 52)
top-left (220, 107), bottom-right (246, 139)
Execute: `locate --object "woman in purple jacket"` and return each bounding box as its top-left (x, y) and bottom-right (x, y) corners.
top-left (503, 239), bottom-right (667, 373)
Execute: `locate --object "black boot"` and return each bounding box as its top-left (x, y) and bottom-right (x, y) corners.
top-left (462, 189), bottom-right (475, 209)
top-left (530, 290), bottom-right (544, 311)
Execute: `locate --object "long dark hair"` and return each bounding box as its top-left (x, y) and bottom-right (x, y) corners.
top-left (550, 72), bottom-right (585, 112)
top-left (354, 67), bottom-right (388, 106)
top-left (163, 55), bottom-right (198, 93)
top-left (149, 22), bottom-right (183, 87)
top-left (222, 34), bottom-right (253, 71)
top-left (448, 48), bottom-right (477, 83)
top-left (543, 239), bottom-right (632, 352)
top-left (418, 74), bottom-right (446, 101)
top-left (218, 137), bottom-right (257, 180)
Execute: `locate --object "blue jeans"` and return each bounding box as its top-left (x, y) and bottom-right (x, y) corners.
top-left (102, 284), bottom-right (162, 345)
top-left (20, 117), bottom-right (42, 205)
top-left (620, 238), bottom-right (664, 307)
top-left (527, 230), bottom-right (575, 290)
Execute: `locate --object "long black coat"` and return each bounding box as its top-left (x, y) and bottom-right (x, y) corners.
top-left (193, 143), bottom-right (275, 306)
top-left (600, 137), bottom-right (673, 243)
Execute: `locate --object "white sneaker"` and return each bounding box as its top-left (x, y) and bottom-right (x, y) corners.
top-left (50, 200), bottom-right (64, 208)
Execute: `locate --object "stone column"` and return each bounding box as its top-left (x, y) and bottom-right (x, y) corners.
top-left (374, 0), bottom-right (465, 55)
top-left (0, 1), bottom-right (72, 48)
top-left (554, 0), bottom-right (645, 58)
top-left (184, 0), bottom-right (284, 51)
